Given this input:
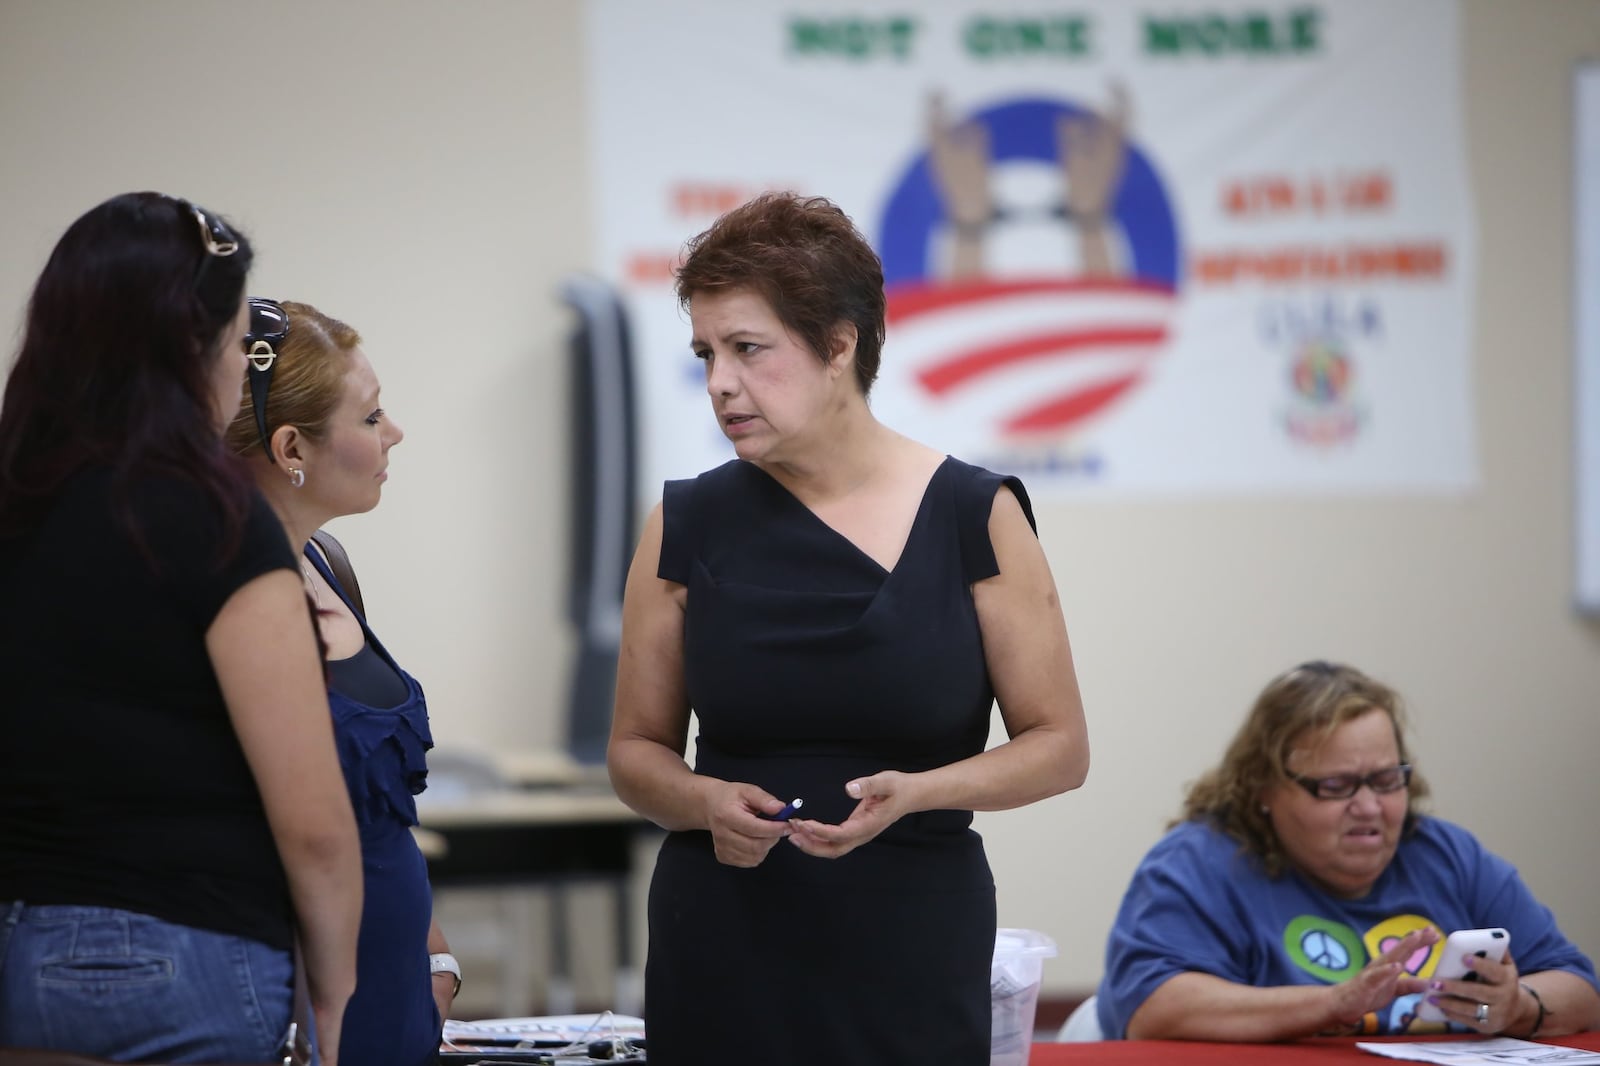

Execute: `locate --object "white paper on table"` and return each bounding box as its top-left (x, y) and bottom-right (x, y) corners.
top-left (1356, 1038), bottom-right (1600, 1065)
top-left (442, 1013), bottom-right (646, 1043)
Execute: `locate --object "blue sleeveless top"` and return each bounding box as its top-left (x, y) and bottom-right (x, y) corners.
top-left (304, 548), bottom-right (438, 1066)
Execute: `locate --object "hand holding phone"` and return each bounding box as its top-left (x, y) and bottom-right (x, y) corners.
top-left (1413, 927), bottom-right (1510, 1022)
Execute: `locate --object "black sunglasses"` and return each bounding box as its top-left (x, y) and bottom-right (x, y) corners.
top-left (244, 298), bottom-right (290, 462)
top-left (178, 200), bottom-right (239, 283)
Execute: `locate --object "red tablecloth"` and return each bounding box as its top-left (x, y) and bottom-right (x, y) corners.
top-left (1028, 1031), bottom-right (1600, 1065)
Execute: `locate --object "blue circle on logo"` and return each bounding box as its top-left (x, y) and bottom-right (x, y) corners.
top-left (878, 97), bottom-right (1181, 290)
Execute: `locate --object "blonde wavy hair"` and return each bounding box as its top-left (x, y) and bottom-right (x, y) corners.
top-left (225, 300), bottom-right (361, 456)
top-left (1177, 661), bottom-right (1431, 877)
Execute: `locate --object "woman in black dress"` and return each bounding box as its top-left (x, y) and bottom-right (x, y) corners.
top-left (607, 192), bottom-right (1090, 1064)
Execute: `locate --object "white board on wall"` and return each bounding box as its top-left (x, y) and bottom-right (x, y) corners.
top-left (1576, 62), bottom-right (1600, 614)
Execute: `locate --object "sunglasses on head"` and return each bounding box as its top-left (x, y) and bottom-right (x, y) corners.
top-left (176, 199), bottom-right (240, 283)
top-left (244, 298), bottom-right (290, 462)
top-left (188, 203), bottom-right (238, 257)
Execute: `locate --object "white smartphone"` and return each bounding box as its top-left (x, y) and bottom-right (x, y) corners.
top-left (1413, 927), bottom-right (1510, 1022)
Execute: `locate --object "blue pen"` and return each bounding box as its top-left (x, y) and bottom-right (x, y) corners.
top-left (770, 798), bottom-right (804, 821)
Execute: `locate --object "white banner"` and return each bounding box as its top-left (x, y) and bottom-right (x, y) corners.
top-left (583, 0), bottom-right (1476, 501)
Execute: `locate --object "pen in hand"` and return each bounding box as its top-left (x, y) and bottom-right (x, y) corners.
top-left (769, 798), bottom-right (804, 822)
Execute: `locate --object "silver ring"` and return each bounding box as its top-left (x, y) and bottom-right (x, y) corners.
top-left (1475, 1002), bottom-right (1489, 1024)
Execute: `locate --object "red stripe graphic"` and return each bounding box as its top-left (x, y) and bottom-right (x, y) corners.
top-left (886, 277), bottom-right (1176, 324)
top-left (917, 326), bottom-right (1165, 395)
top-left (1001, 372), bottom-right (1146, 433)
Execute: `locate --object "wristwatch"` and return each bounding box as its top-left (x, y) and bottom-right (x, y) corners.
top-left (429, 952), bottom-right (462, 998)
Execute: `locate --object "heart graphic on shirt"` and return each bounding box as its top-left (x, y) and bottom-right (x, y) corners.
top-left (1378, 936), bottom-right (1432, 974)
top-left (1363, 916), bottom-right (1444, 977)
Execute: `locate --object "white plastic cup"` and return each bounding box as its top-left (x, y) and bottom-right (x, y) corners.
top-left (990, 927), bottom-right (1058, 1066)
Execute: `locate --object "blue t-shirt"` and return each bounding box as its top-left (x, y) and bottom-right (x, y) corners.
top-left (1097, 817), bottom-right (1598, 1039)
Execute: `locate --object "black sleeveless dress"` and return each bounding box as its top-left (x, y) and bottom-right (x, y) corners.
top-left (645, 455), bottom-right (1036, 1064)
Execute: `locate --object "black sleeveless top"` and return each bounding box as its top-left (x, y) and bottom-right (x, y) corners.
top-left (644, 456), bottom-right (1035, 1065)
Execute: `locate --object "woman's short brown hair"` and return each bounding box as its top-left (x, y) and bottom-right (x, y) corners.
top-left (225, 300), bottom-right (361, 456)
top-left (674, 192), bottom-right (887, 396)
top-left (1178, 661), bottom-right (1431, 876)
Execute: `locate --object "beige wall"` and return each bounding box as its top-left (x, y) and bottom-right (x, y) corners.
top-left (2, 0), bottom-right (1596, 999)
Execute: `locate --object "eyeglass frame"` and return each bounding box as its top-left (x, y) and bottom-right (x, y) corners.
top-left (1286, 763), bottom-right (1412, 801)
top-left (244, 298), bottom-right (290, 463)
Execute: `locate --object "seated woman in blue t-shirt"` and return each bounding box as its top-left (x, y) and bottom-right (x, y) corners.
top-left (1097, 661), bottom-right (1599, 1042)
top-left (225, 299), bottom-right (454, 1066)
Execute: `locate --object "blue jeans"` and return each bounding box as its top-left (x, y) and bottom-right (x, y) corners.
top-left (0, 901), bottom-right (298, 1064)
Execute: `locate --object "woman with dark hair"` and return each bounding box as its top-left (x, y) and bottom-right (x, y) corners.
top-left (1095, 661), bottom-right (1598, 1042)
top-left (0, 193), bottom-right (362, 1065)
top-left (607, 192), bottom-right (1091, 1064)
top-left (225, 299), bottom-right (454, 1066)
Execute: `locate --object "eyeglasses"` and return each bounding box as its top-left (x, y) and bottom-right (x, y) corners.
top-left (1288, 764), bottom-right (1412, 801)
top-left (244, 298), bottom-right (290, 462)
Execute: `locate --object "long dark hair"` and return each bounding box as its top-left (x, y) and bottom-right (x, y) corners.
top-left (0, 192), bottom-right (256, 548)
